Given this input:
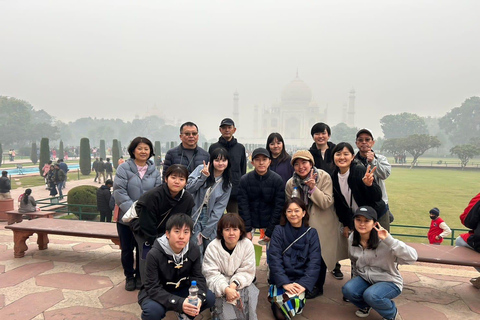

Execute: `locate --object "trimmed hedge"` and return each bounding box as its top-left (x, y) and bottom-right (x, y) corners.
top-left (30, 142), bottom-right (38, 164)
top-left (100, 140), bottom-right (106, 159)
top-left (79, 138), bottom-right (91, 175)
top-left (112, 139), bottom-right (120, 169)
top-left (39, 138), bottom-right (50, 174)
top-left (67, 185), bottom-right (99, 221)
top-left (59, 140), bottom-right (64, 160)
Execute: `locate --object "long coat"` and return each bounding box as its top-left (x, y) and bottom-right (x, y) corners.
top-left (286, 169), bottom-right (348, 271)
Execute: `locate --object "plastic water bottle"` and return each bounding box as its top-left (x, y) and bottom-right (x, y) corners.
top-left (188, 280), bottom-right (199, 306)
top-left (292, 187), bottom-right (299, 198)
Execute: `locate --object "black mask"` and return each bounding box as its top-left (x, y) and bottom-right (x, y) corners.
top-left (430, 215), bottom-right (437, 220)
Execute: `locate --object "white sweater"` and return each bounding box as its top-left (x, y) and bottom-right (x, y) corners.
top-left (202, 238), bottom-right (256, 297)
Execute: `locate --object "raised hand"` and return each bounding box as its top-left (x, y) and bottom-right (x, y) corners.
top-left (306, 169), bottom-right (318, 190)
top-left (373, 222), bottom-right (389, 240)
top-left (201, 160), bottom-right (210, 177)
top-left (366, 150), bottom-right (375, 163)
top-left (362, 165), bottom-right (376, 186)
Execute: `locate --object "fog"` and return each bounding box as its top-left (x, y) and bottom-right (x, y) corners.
top-left (1, 0), bottom-right (479, 140)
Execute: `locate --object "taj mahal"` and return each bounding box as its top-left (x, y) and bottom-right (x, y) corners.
top-left (233, 73), bottom-right (356, 147)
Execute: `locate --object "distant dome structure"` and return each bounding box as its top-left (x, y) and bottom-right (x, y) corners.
top-left (281, 75), bottom-right (312, 103)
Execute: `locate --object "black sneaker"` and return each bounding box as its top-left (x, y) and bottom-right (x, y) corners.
top-left (125, 277), bottom-right (136, 291)
top-left (355, 306), bottom-right (371, 318)
top-left (135, 276), bottom-right (142, 290)
top-left (332, 268), bottom-right (344, 280)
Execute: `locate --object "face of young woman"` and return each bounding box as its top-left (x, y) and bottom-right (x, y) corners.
top-left (293, 159), bottom-right (312, 179)
top-left (222, 226), bottom-right (241, 248)
top-left (354, 215), bottom-right (375, 235)
top-left (165, 173), bottom-right (186, 195)
top-left (133, 142), bottom-right (151, 163)
top-left (286, 202), bottom-right (306, 228)
top-left (268, 138), bottom-right (283, 158)
top-left (333, 147), bottom-right (354, 173)
top-left (213, 157), bottom-right (228, 174)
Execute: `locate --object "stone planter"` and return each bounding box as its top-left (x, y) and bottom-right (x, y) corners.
top-left (0, 198), bottom-right (14, 221)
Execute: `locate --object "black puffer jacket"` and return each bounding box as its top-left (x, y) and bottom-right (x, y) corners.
top-left (331, 162), bottom-right (385, 229)
top-left (209, 137), bottom-right (246, 198)
top-left (237, 169), bottom-right (285, 237)
top-left (96, 185), bottom-right (112, 212)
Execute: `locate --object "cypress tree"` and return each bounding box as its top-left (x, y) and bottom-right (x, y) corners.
top-left (58, 140), bottom-right (64, 160)
top-left (154, 141), bottom-right (162, 165)
top-left (79, 138), bottom-right (91, 175)
top-left (118, 141), bottom-right (122, 156)
top-left (100, 140), bottom-right (106, 159)
top-left (112, 139), bottom-right (120, 169)
top-left (39, 138), bottom-right (50, 174)
top-left (30, 142), bottom-right (38, 164)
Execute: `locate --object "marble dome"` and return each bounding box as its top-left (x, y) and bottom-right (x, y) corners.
top-left (281, 76), bottom-right (313, 103)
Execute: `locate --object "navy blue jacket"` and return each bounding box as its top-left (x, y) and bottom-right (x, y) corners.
top-left (270, 156), bottom-right (294, 188)
top-left (237, 169), bottom-right (284, 237)
top-left (309, 141), bottom-right (336, 175)
top-left (268, 223), bottom-right (322, 292)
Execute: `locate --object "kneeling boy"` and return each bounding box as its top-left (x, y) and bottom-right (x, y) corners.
top-left (138, 213), bottom-right (215, 319)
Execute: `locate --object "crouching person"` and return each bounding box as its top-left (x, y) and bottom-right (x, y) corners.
top-left (342, 206), bottom-right (417, 320)
top-left (138, 213), bottom-right (215, 320)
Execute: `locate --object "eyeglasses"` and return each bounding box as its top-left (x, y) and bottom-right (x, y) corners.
top-left (356, 138), bottom-right (372, 143)
top-left (182, 132), bottom-right (198, 137)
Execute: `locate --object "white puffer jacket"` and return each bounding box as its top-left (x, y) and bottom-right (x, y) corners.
top-left (202, 238), bottom-right (256, 297)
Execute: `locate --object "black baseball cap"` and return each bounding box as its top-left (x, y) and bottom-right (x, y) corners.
top-left (353, 206), bottom-right (378, 221)
top-left (220, 118), bottom-right (235, 127)
top-left (251, 148), bottom-right (271, 160)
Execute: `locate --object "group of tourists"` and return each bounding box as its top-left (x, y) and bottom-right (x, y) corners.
top-left (92, 157), bottom-right (114, 184)
top-left (112, 118), bottom-right (480, 320)
top-left (41, 159), bottom-right (69, 199)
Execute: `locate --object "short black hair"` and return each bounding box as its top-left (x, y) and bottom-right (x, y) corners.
top-left (164, 164), bottom-right (189, 181)
top-left (331, 142), bottom-right (355, 162)
top-left (1, 171), bottom-right (8, 177)
top-left (310, 122), bottom-right (331, 137)
top-left (166, 213), bottom-right (194, 232)
top-left (105, 179), bottom-right (113, 186)
top-left (127, 137), bottom-right (155, 159)
top-left (180, 122), bottom-right (198, 134)
top-left (216, 213), bottom-right (246, 241)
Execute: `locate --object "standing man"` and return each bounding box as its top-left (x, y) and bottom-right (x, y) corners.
top-left (57, 159), bottom-right (69, 188)
top-left (354, 128), bottom-right (392, 231)
top-left (97, 179), bottom-right (114, 222)
top-left (163, 122), bottom-right (210, 176)
top-left (237, 148), bottom-right (284, 242)
top-left (97, 158), bottom-right (106, 184)
top-left (0, 171), bottom-right (11, 199)
top-left (309, 122), bottom-right (336, 175)
top-left (92, 158), bottom-right (100, 182)
top-left (53, 164), bottom-right (66, 199)
top-left (105, 158), bottom-right (114, 181)
top-left (209, 118), bottom-right (246, 213)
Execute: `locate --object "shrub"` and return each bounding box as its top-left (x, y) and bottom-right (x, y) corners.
top-left (30, 142), bottom-right (38, 164)
top-left (39, 138), bottom-right (50, 174)
top-left (154, 141), bottom-right (162, 165)
top-left (112, 139), bottom-right (120, 169)
top-left (67, 185), bottom-right (99, 221)
top-left (79, 138), bottom-right (91, 175)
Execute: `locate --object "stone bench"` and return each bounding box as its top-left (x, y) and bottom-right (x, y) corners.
top-left (407, 242), bottom-right (480, 268)
top-left (5, 219), bottom-right (120, 258)
top-left (6, 210), bottom-right (56, 225)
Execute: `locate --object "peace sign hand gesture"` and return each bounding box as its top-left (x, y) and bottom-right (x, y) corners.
top-left (306, 169), bottom-right (318, 190)
top-left (201, 160), bottom-right (210, 177)
top-left (362, 165), bottom-right (376, 187)
top-left (373, 222), bottom-right (389, 240)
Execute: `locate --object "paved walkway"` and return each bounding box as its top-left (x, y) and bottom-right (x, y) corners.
top-left (1, 178), bottom-right (479, 319)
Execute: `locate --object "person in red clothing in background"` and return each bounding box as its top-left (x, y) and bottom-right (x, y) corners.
top-left (427, 207), bottom-right (451, 245)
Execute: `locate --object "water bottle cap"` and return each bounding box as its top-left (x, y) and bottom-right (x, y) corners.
top-left (191, 280), bottom-right (197, 286)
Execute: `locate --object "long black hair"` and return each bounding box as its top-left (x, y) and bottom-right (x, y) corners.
top-left (351, 218), bottom-right (380, 249)
top-left (266, 132), bottom-right (289, 163)
top-left (23, 189), bottom-right (32, 205)
top-left (207, 147), bottom-right (231, 192)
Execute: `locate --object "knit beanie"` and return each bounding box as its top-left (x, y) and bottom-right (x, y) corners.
top-left (429, 207), bottom-right (440, 217)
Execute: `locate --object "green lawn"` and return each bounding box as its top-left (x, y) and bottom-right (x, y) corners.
top-left (387, 167), bottom-right (480, 235)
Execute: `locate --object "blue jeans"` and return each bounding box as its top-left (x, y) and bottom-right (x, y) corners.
top-left (56, 181), bottom-right (64, 198)
top-left (141, 286), bottom-right (215, 320)
top-left (342, 276), bottom-right (400, 319)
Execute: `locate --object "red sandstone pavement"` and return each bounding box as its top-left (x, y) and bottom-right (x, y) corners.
top-left (1, 179), bottom-right (479, 319)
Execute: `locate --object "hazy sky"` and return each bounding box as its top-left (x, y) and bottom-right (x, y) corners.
top-left (1, 0), bottom-right (479, 140)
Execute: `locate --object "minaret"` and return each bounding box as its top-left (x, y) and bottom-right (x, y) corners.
top-left (342, 103), bottom-right (348, 124)
top-left (233, 91), bottom-right (239, 127)
top-left (347, 88), bottom-right (356, 127)
top-left (253, 105), bottom-right (259, 138)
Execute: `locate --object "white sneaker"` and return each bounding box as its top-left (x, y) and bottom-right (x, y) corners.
top-left (355, 307), bottom-right (371, 318)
